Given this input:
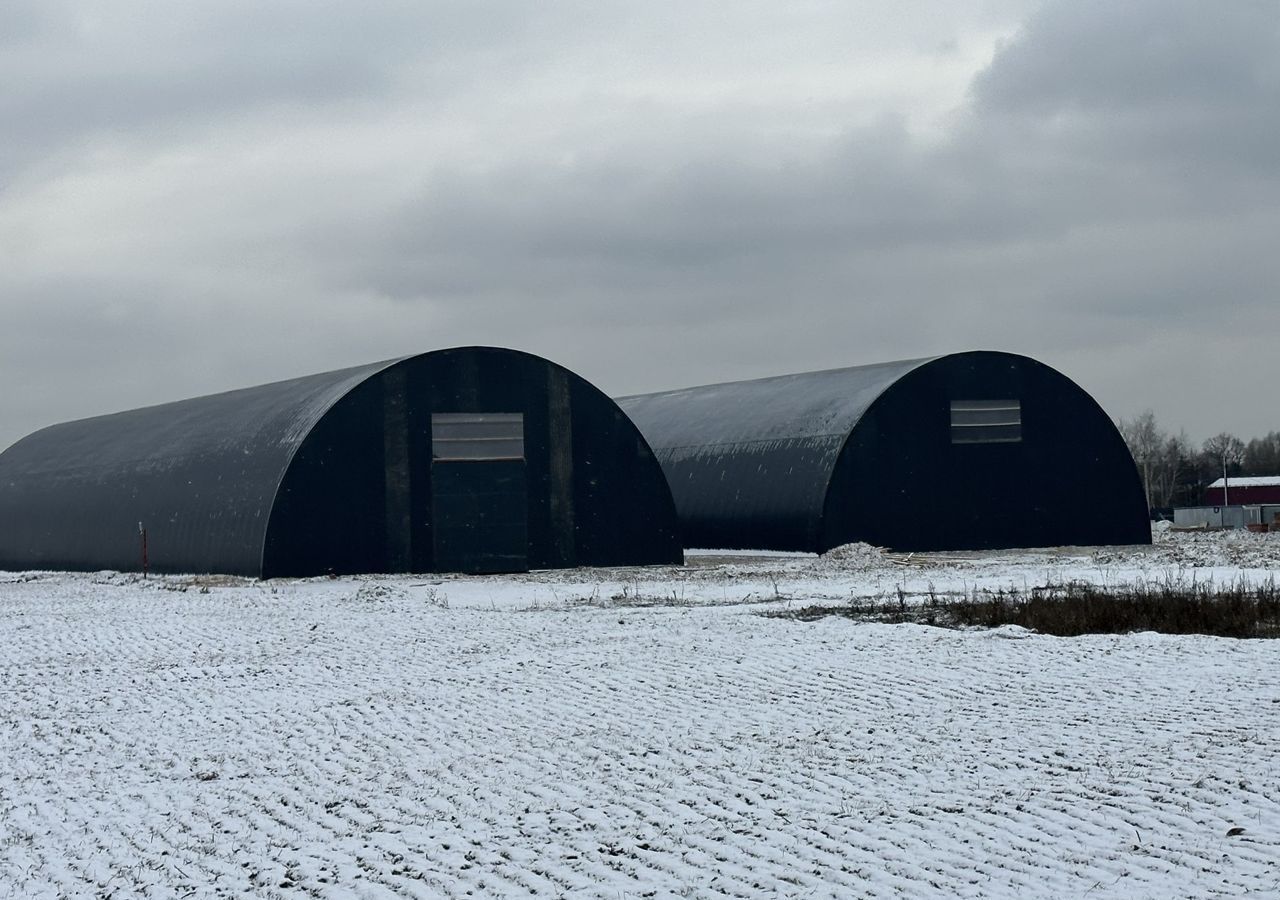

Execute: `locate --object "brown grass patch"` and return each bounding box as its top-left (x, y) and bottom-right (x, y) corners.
top-left (772, 577), bottom-right (1280, 638)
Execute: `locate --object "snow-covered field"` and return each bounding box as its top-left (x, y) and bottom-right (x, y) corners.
top-left (3, 530), bottom-right (1280, 898)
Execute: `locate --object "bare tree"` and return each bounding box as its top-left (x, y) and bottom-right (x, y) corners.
top-left (1154, 431), bottom-right (1194, 508)
top-left (1244, 431), bottom-right (1280, 476)
top-left (1120, 413), bottom-right (1275, 508)
top-left (1203, 432), bottom-right (1246, 504)
top-left (1119, 410), bottom-right (1163, 509)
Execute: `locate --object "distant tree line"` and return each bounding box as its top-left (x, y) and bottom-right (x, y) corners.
top-left (1116, 411), bottom-right (1280, 509)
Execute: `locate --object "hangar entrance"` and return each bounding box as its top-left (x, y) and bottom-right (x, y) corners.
top-left (430, 413), bottom-right (529, 574)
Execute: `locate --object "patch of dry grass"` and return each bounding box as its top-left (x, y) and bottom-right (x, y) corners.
top-left (773, 577), bottom-right (1280, 638)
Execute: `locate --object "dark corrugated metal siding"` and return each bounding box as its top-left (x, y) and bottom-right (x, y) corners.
top-left (261, 347), bottom-right (683, 576)
top-left (0, 347), bottom-right (682, 576)
top-left (618, 357), bottom-right (932, 551)
top-left (620, 351), bottom-right (1150, 552)
top-left (0, 361), bottom-right (390, 575)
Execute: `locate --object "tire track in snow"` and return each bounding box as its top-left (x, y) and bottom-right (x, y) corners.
top-left (2, 574), bottom-right (1280, 898)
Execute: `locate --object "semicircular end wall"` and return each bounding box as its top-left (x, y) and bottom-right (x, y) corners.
top-left (821, 351), bottom-right (1150, 552)
top-left (262, 347), bottom-right (683, 577)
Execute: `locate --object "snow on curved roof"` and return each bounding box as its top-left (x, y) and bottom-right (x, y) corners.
top-left (1207, 476), bottom-right (1280, 489)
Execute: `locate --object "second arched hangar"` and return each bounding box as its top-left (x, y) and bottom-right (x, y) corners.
top-left (619, 351), bottom-right (1149, 553)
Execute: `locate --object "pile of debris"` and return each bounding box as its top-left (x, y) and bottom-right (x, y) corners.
top-left (816, 542), bottom-right (900, 573)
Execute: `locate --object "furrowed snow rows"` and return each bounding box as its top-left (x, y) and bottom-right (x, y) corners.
top-left (2, 567), bottom-right (1279, 898)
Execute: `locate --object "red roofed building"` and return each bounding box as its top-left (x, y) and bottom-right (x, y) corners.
top-left (1203, 476), bottom-right (1280, 505)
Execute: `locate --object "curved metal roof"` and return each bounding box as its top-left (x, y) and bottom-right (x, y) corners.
top-left (618, 356), bottom-right (936, 550)
top-left (0, 356), bottom-right (405, 575)
top-left (620, 356), bottom-right (934, 450)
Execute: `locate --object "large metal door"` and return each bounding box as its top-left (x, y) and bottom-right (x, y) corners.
top-left (430, 413), bottom-right (529, 574)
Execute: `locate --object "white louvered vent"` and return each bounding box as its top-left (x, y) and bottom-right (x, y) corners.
top-left (431, 413), bottom-right (525, 461)
top-left (950, 400), bottom-right (1021, 444)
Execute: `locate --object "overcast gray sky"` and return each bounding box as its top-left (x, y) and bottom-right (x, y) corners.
top-left (3, 0), bottom-right (1277, 451)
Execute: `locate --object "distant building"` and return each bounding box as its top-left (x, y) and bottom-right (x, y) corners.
top-left (1203, 476), bottom-right (1280, 506)
top-left (620, 350), bottom-right (1150, 553)
top-left (1174, 506), bottom-right (1259, 530)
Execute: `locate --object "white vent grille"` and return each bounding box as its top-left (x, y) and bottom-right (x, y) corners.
top-left (432, 413), bottom-right (525, 461)
top-left (950, 400), bottom-right (1021, 444)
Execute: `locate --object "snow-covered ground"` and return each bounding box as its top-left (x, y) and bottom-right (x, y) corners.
top-left (2, 530), bottom-right (1279, 898)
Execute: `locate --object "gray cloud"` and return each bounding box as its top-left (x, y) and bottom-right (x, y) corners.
top-left (0, 1), bottom-right (603, 185)
top-left (974, 1), bottom-right (1278, 113)
top-left (2, 0), bottom-right (1278, 452)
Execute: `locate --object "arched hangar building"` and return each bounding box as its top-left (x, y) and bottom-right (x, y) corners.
top-left (0, 347), bottom-right (682, 577)
top-left (619, 351), bottom-right (1150, 553)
